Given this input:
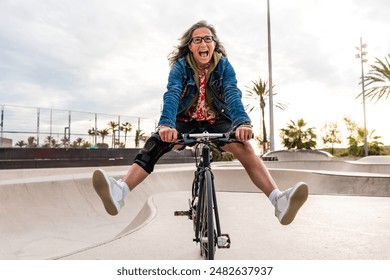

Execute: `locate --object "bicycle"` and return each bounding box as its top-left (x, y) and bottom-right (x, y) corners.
top-left (174, 131), bottom-right (242, 260)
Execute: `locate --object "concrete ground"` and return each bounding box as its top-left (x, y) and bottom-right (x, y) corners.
top-left (1, 158), bottom-right (390, 260)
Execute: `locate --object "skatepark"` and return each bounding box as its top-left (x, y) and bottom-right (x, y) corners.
top-left (1, 150), bottom-right (389, 260)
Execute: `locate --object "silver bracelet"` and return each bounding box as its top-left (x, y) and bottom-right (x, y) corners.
top-left (239, 123), bottom-right (253, 128)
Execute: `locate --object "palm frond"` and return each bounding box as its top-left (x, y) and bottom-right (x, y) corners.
top-left (359, 54), bottom-right (390, 102)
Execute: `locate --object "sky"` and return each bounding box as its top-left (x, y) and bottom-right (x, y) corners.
top-left (0, 0), bottom-right (389, 150)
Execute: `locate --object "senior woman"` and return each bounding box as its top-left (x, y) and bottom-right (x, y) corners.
top-left (92, 20), bottom-right (308, 226)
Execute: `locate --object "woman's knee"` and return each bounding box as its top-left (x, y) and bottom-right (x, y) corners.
top-left (134, 133), bottom-right (172, 173)
top-left (223, 141), bottom-right (254, 155)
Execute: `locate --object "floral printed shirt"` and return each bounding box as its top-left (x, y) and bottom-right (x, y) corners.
top-left (186, 64), bottom-right (217, 124)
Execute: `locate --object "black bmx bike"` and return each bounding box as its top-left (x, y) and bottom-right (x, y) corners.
top-left (174, 131), bottom-right (241, 260)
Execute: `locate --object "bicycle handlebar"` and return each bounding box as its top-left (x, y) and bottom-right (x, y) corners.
top-left (174, 131), bottom-right (251, 146)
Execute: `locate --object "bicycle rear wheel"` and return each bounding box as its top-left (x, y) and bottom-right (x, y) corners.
top-left (199, 170), bottom-right (215, 260)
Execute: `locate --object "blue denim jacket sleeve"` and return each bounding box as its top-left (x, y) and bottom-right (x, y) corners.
top-left (158, 61), bottom-right (184, 128)
top-left (220, 58), bottom-right (251, 128)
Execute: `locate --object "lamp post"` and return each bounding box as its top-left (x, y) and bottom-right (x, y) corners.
top-left (0, 105), bottom-right (4, 147)
top-left (267, 0), bottom-right (275, 151)
top-left (355, 37), bottom-right (368, 157)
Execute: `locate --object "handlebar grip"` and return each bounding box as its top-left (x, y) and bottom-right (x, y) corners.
top-left (229, 132), bottom-right (236, 139)
top-left (229, 132), bottom-right (254, 140)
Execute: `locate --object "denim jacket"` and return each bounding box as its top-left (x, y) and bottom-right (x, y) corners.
top-left (158, 55), bottom-right (251, 129)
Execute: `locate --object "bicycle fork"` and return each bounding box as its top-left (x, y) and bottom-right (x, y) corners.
top-left (174, 170), bottom-right (231, 249)
top-left (210, 171), bottom-right (231, 249)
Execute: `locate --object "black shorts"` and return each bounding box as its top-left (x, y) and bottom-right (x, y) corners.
top-left (175, 117), bottom-right (233, 134)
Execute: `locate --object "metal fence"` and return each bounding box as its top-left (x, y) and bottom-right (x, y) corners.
top-left (0, 104), bottom-right (157, 148)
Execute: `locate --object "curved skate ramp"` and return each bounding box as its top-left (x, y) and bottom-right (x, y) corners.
top-left (0, 165), bottom-right (196, 259)
top-left (1, 160), bottom-right (390, 260)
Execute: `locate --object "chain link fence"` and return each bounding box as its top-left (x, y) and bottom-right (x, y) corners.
top-left (0, 104), bottom-right (157, 148)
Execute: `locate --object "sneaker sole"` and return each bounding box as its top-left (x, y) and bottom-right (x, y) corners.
top-left (280, 182), bottom-right (308, 225)
top-left (92, 169), bottom-right (119, 216)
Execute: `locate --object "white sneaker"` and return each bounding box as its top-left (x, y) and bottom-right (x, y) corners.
top-left (92, 169), bottom-right (129, 216)
top-left (275, 182), bottom-right (308, 225)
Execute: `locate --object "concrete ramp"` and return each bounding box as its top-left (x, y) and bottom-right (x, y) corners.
top-left (1, 159), bottom-right (390, 260)
top-left (356, 155), bottom-right (390, 164)
top-left (57, 192), bottom-right (390, 260)
top-left (0, 165), bottom-right (195, 259)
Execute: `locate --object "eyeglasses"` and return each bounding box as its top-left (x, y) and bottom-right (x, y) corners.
top-left (191, 35), bottom-right (214, 44)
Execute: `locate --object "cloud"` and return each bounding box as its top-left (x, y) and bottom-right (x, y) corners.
top-left (0, 0), bottom-right (389, 147)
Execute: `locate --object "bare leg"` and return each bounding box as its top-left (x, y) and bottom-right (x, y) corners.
top-left (222, 141), bottom-right (278, 197)
top-left (223, 141), bottom-right (308, 225)
top-left (122, 163), bottom-right (149, 191)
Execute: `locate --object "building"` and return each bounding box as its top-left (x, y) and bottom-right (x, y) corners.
top-left (0, 137), bottom-right (13, 147)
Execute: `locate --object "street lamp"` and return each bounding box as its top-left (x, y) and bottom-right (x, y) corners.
top-left (267, 0), bottom-right (275, 151)
top-left (355, 37), bottom-right (368, 157)
top-left (0, 105), bottom-right (4, 147)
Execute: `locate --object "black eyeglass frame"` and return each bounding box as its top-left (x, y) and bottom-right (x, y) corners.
top-left (191, 36), bottom-right (214, 44)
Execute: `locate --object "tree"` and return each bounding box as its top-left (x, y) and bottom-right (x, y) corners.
top-left (120, 121), bottom-right (132, 148)
top-left (107, 121), bottom-right (119, 148)
top-left (42, 136), bottom-right (60, 148)
top-left (15, 140), bottom-right (27, 148)
top-left (98, 128), bottom-right (110, 144)
top-left (245, 78), bottom-right (287, 153)
top-left (27, 136), bottom-right (37, 148)
top-left (72, 137), bottom-right (84, 147)
top-left (359, 54), bottom-right (390, 102)
top-left (88, 127), bottom-right (99, 145)
top-left (60, 137), bottom-right (70, 148)
top-left (82, 141), bottom-right (92, 148)
top-left (135, 129), bottom-right (148, 148)
top-left (280, 118), bottom-right (317, 150)
top-left (321, 121), bottom-right (342, 155)
top-left (343, 116), bottom-right (383, 156)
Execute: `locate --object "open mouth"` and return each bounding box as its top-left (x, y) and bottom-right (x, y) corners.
top-left (199, 50), bottom-right (209, 58)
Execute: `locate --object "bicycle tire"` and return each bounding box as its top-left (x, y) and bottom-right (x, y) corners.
top-left (199, 170), bottom-right (215, 260)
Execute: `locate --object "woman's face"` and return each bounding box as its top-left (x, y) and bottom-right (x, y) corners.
top-left (188, 27), bottom-right (216, 67)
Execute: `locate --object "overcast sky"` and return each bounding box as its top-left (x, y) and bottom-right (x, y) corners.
top-left (1, 0), bottom-right (389, 149)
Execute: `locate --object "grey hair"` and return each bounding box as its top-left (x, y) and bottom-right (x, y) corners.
top-left (168, 20), bottom-right (227, 67)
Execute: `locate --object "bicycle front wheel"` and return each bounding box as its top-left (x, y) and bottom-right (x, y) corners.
top-left (199, 170), bottom-right (215, 260)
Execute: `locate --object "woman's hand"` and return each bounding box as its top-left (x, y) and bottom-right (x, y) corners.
top-left (158, 125), bottom-right (178, 142)
top-left (235, 125), bottom-right (253, 142)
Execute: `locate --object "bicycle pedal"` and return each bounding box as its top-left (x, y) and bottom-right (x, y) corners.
top-left (174, 210), bottom-right (190, 217)
top-left (217, 234), bottom-right (231, 249)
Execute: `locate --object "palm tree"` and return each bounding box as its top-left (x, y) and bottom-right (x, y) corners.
top-left (60, 137), bottom-right (69, 147)
top-left (359, 54), bottom-right (390, 102)
top-left (27, 136), bottom-right (37, 148)
top-left (344, 117), bottom-right (383, 156)
top-left (107, 121), bottom-right (119, 148)
top-left (98, 128), bottom-right (110, 144)
top-left (120, 121), bottom-right (132, 148)
top-left (42, 136), bottom-right (59, 148)
top-left (135, 129), bottom-right (146, 148)
top-left (88, 127), bottom-right (99, 145)
top-left (15, 140), bottom-right (27, 148)
top-left (74, 137), bottom-right (84, 147)
top-left (280, 118), bottom-right (317, 150)
top-left (245, 78), bottom-right (287, 153)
